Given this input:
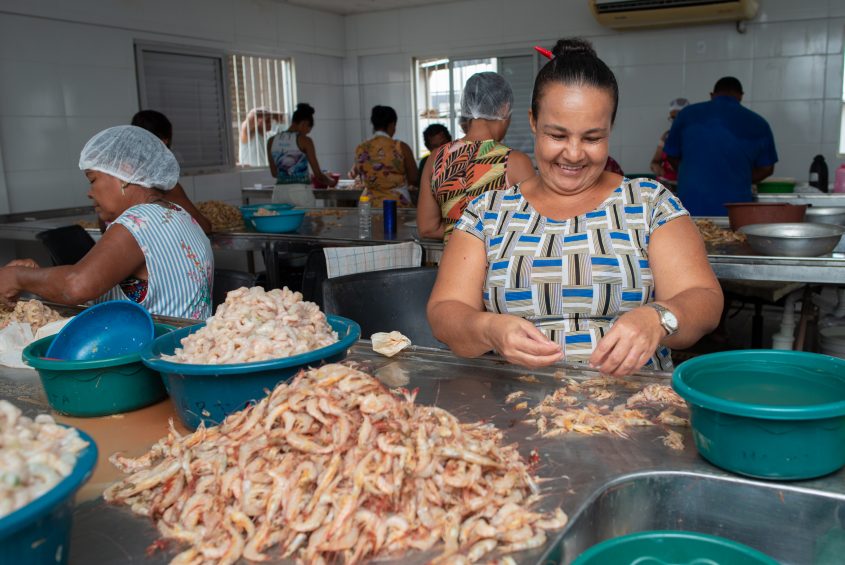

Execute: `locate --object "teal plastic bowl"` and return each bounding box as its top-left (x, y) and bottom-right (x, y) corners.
top-left (23, 324), bottom-right (173, 417)
top-left (572, 530), bottom-right (779, 565)
top-left (240, 203), bottom-right (294, 229)
top-left (251, 209), bottom-right (306, 233)
top-left (673, 350), bottom-right (845, 480)
top-left (141, 315), bottom-right (360, 430)
top-left (0, 428), bottom-right (97, 565)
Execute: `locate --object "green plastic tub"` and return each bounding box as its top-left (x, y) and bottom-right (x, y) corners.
top-left (757, 179), bottom-right (796, 193)
top-left (22, 324), bottom-right (174, 417)
top-left (673, 350), bottom-right (845, 480)
top-left (572, 530), bottom-right (779, 565)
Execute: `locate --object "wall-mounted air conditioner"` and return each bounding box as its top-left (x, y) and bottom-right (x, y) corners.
top-left (590, 0), bottom-right (759, 30)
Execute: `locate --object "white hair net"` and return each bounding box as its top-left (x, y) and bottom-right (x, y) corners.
top-left (460, 72), bottom-right (513, 121)
top-left (78, 125), bottom-right (180, 190)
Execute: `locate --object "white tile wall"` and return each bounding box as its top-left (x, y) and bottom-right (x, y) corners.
top-left (1, 0), bottom-right (844, 218)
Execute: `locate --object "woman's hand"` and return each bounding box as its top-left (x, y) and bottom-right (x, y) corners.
top-left (5, 259), bottom-right (39, 269)
top-left (0, 268), bottom-right (22, 306)
top-left (486, 315), bottom-right (563, 368)
top-left (589, 307), bottom-right (665, 377)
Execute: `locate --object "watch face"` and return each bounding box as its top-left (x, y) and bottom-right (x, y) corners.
top-left (663, 310), bottom-right (679, 331)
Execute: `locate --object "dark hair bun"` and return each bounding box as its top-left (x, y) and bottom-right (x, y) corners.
top-left (296, 103), bottom-right (315, 115)
top-left (551, 38), bottom-right (597, 59)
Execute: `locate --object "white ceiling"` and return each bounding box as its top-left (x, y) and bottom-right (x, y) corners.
top-left (282, 0), bottom-right (460, 15)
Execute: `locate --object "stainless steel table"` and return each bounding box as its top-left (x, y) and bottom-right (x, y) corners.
top-left (1, 207), bottom-right (843, 284)
top-left (3, 345), bottom-right (843, 564)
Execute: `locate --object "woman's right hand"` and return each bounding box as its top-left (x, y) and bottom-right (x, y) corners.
top-left (485, 314), bottom-right (563, 368)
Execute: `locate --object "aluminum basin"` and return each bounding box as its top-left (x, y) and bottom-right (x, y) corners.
top-left (556, 471), bottom-right (845, 564)
top-left (739, 222), bottom-right (845, 257)
top-left (805, 207), bottom-right (845, 226)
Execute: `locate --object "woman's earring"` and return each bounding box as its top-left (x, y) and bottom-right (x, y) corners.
top-left (121, 182), bottom-right (129, 196)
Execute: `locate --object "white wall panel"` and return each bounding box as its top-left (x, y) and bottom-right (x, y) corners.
top-left (750, 100), bottom-right (824, 145)
top-left (0, 60), bottom-right (65, 117)
top-left (751, 55), bottom-right (826, 101)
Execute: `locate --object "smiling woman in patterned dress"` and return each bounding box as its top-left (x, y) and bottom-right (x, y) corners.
top-left (0, 126), bottom-right (213, 320)
top-left (427, 38), bottom-right (723, 377)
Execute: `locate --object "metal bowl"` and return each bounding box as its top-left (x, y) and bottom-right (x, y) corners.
top-left (738, 222), bottom-right (845, 257)
top-left (805, 207), bottom-right (845, 226)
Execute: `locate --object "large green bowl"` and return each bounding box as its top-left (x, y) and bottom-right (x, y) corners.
top-left (22, 324), bottom-right (173, 417)
top-left (673, 350), bottom-right (845, 480)
top-left (572, 530), bottom-right (778, 565)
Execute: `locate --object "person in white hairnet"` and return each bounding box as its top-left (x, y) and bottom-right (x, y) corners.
top-left (417, 72), bottom-right (535, 242)
top-left (649, 97), bottom-right (689, 187)
top-left (0, 126), bottom-right (213, 319)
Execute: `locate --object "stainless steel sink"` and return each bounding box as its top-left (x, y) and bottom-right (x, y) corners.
top-left (547, 471), bottom-right (845, 564)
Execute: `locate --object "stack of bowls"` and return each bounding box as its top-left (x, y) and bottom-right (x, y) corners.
top-left (23, 324), bottom-right (173, 416)
top-left (820, 326), bottom-right (845, 359)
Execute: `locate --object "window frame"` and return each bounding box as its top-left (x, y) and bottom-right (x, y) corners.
top-left (412, 49), bottom-right (540, 159)
top-left (135, 41), bottom-right (236, 175)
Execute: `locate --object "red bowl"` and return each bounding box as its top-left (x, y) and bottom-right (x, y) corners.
top-left (725, 203), bottom-right (807, 231)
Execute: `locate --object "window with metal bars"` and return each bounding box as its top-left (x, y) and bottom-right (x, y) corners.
top-left (228, 54), bottom-right (295, 168)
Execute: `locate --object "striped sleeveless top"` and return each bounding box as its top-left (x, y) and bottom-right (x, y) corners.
top-left (431, 139), bottom-right (511, 242)
top-left (97, 202), bottom-right (213, 320)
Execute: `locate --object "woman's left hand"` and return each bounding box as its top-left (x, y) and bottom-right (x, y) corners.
top-left (589, 307), bottom-right (665, 377)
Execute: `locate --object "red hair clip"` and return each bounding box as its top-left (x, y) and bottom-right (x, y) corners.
top-left (534, 46), bottom-right (554, 60)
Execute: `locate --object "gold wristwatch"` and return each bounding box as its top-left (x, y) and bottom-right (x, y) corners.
top-left (645, 303), bottom-right (678, 337)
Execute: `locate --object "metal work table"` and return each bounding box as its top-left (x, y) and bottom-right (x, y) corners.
top-left (2, 345), bottom-right (842, 564)
top-left (0, 207), bottom-right (843, 283)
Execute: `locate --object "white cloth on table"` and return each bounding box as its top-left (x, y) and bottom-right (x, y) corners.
top-left (272, 184), bottom-right (316, 207)
top-left (323, 242), bottom-right (422, 279)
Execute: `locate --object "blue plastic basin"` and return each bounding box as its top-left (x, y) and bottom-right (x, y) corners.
top-left (0, 428), bottom-right (97, 565)
top-left (250, 209), bottom-right (306, 233)
top-left (46, 301), bottom-right (154, 361)
top-left (140, 315), bottom-right (360, 429)
top-left (673, 350), bottom-right (845, 480)
top-left (240, 204), bottom-right (295, 229)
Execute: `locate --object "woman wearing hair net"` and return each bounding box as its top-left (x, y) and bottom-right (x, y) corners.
top-left (0, 126), bottom-right (213, 320)
top-left (417, 72), bottom-right (535, 242)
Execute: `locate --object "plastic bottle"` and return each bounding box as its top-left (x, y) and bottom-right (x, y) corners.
top-left (358, 194), bottom-right (372, 239)
top-left (809, 155), bottom-right (828, 193)
top-left (835, 164), bottom-right (845, 194)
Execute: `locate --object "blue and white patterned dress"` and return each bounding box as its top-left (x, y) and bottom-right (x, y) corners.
top-left (454, 178), bottom-right (689, 370)
top-left (97, 202), bottom-right (213, 320)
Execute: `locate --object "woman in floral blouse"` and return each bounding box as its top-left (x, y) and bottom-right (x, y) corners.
top-left (354, 106), bottom-right (419, 207)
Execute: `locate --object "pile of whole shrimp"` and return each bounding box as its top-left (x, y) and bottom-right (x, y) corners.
top-left (196, 200), bottom-right (244, 232)
top-left (510, 378), bottom-right (689, 451)
top-left (104, 364), bottom-right (567, 564)
top-left (0, 400), bottom-right (88, 517)
top-left (0, 299), bottom-right (64, 331)
top-left (164, 287), bottom-right (337, 364)
top-left (694, 219), bottom-right (746, 245)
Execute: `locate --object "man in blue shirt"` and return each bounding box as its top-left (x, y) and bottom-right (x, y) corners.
top-left (664, 77), bottom-right (778, 216)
